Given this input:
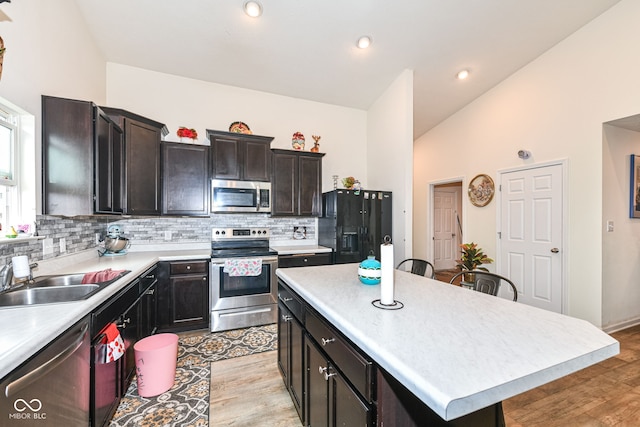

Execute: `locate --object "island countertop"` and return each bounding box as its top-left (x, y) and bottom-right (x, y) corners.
top-left (276, 263), bottom-right (619, 421)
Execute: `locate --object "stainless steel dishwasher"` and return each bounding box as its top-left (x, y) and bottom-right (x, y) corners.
top-left (0, 316), bottom-right (90, 426)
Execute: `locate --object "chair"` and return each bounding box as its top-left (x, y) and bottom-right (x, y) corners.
top-left (449, 270), bottom-right (518, 302)
top-left (396, 259), bottom-right (436, 279)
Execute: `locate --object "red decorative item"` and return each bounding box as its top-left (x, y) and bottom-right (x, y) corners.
top-left (177, 127), bottom-right (198, 140)
top-left (292, 131), bottom-right (305, 150)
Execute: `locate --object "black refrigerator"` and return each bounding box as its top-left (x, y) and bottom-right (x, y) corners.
top-left (318, 189), bottom-right (392, 264)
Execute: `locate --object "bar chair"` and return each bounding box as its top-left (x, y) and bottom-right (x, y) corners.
top-left (449, 270), bottom-right (518, 301)
top-left (396, 259), bottom-right (436, 279)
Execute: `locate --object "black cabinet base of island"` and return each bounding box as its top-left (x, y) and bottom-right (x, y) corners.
top-left (277, 279), bottom-right (505, 427)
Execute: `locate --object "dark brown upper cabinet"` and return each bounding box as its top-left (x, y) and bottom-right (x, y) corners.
top-left (271, 149), bottom-right (324, 217)
top-left (43, 95), bottom-right (123, 216)
top-left (102, 107), bottom-right (168, 216)
top-left (207, 130), bottom-right (273, 182)
top-left (95, 112), bottom-right (124, 214)
top-left (161, 142), bottom-right (210, 216)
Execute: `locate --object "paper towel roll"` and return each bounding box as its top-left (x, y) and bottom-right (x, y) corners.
top-left (12, 255), bottom-right (31, 279)
top-left (380, 240), bottom-right (394, 305)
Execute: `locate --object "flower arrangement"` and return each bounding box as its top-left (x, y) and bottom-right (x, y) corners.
top-left (177, 127), bottom-right (198, 140)
top-left (456, 242), bottom-right (493, 271)
top-left (342, 176), bottom-right (356, 189)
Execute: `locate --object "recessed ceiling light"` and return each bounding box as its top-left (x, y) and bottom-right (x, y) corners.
top-left (456, 69), bottom-right (469, 80)
top-left (244, 1), bottom-right (263, 18)
top-left (356, 36), bottom-right (372, 49)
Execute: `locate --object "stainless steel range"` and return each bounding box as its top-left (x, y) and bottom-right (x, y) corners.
top-left (210, 227), bottom-right (278, 332)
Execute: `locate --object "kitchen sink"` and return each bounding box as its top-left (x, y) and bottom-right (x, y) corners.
top-left (0, 285), bottom-right (101, 306)
top-left (30, 273), bottom-right (87, 288)
top-left (0, 271), bottom-right (130, 307)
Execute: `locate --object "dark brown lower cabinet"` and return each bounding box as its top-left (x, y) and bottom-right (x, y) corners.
top-left (157, 260), bottom-right (209, 332)
top-left (277, 300), bottom-right (305, 422)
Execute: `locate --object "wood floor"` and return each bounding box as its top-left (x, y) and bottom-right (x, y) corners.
top-left (210, 350), bottom-right (300, 426)
top-left (503, 324), bottom-right (640, 426)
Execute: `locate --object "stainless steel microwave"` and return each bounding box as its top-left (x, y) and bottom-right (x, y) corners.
top-left (211, 179), bottom-right (271, 213)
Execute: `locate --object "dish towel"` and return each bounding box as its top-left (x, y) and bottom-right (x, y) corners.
top-left (102, 323), bottom-right (125, 363)
top-left (223, 258), bottom-right (263, 277)
top-left (81, 268), bottom-right (128, 284)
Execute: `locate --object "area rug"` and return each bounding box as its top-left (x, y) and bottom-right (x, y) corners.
top-left (109, 324), bottom-right (277, 427)
top-left (210, 350), bottom-right (300, 426)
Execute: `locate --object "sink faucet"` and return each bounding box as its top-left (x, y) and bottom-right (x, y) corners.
top-left (1, 262), bottom-right (39, 291)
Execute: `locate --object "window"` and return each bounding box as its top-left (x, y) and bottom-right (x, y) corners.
top-left (0, 106), bottom-right (18, 228)
top-left (0, 97), bottom-right (35, 234)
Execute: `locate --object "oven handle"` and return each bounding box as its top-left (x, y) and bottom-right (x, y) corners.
top-left (210, 256), bottom-right (278, 266)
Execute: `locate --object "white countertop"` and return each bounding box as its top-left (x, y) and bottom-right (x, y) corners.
top-left (269, 243), bottom-right (332, 255)
top-left (276, 263), bottom-right (619, 421)
top-left (0, 248), bottom-right (211, 381)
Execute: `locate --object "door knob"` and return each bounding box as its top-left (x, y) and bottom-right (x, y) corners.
top-left (551, 248), bottom-right (559, 253)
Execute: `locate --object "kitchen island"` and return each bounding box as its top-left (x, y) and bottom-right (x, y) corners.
top-left (276, 263), bottom-right (619, 424)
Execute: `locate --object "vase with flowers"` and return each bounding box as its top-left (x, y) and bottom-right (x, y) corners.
top-left (456, 242), bottom-right (494, 285)
top-left (177, 127), bottom-right (198, 142)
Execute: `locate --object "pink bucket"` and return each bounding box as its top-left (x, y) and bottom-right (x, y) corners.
top-left (134, 333), bottom-right (179, 397)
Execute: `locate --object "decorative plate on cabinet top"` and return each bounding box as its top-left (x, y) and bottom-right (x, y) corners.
top-left (229, 121), bottom-right (252, 134)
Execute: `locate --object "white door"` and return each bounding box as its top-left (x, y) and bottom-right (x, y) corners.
top-left (433, 188), bottom-right (459, 270)
top-left (499, 164), bottom-right (563, 313)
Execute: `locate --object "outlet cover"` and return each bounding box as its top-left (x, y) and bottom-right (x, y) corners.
top-left (164, 231), bottom-right (172, 241)
top-left (42, 238), bottom-right (54, 255)
top-left (59, 237), bottom-right (67, 253)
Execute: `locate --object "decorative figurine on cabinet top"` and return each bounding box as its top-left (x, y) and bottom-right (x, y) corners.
top-left (310, 135), bottom-right (321, 152)
top-left (292, 132), bottom-right (305, 150)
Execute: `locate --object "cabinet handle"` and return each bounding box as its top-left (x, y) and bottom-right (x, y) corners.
top-left (202, 277), bottom-right (207, 281)
top-left (117, 317), bottom-right (131, 328)
top-left (145, 274), bottom-right (155, 279)
top-left (283, 297), bottom-right (293, 302)
top-left (321, 337), bottom-right (335, 346)
top-left (319, 366), bottom-right (335, 381)
top-left (145, 288), bottom-right (155, 295)
top-left (186, 265), bottom-right (191, 270)
top-left (282, 314), bottom-right (292, 322)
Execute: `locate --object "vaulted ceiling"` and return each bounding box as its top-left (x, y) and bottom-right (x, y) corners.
top-left (75, 0), bottom-right (621, 138)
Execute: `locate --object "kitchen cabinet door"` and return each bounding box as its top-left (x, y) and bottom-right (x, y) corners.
top-left (42, 95), bottom-right (95, 215)
top-left (271, 149), bottom-right (324, 217)
top-left (278, 301), bottom-right (305, 422)
top-left (102, 107), bottom-right (168, 216)
top-left (306, 337), bottom-right (329, 426)
top-left (157, 261), bottom-right (209, 332)
top-left (95, 109), bottom-right (124, 214)
top-left (208, 130), bottom-right (273, 181)
top-left (162, 142), bottom-right (209, 216)
top-left (298, 154), bottom-right (322, 216)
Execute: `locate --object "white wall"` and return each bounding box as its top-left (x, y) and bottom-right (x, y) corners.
top-left (414, 0), bottom-right (640, 328)
top-left (106, 64), bottom-right (368, 195)
top-left (602, 124), bottom-right (640, 330)
top-left (367, 69), bottom-right (414, 261)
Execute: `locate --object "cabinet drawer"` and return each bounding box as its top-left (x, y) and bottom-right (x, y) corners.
top-left (278, 281), bottom-right (304, 322)
top-left (92, 281), bottom-right (139, 335)
top-left (305, 308), bottom-right (374, 402)
top-left (170, 260), bottom-right (208, 275)
top-left (278, 253), bottom-right (332, 268)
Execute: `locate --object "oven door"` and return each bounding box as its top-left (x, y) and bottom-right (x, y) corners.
top-left (210, 256), bottom-right (278, 311)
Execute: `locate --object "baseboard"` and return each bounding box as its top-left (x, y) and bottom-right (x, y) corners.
top-left (603, 317), bottom-right (640, 334)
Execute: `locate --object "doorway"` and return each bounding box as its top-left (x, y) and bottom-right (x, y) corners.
top-left (498, 161), bottom-right (566, 313)
top-left (432, 182), bottom-right (463, 271)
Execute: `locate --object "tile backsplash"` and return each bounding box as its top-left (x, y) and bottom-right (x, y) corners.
top-left (0, 214), bottom-right (317, 267)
